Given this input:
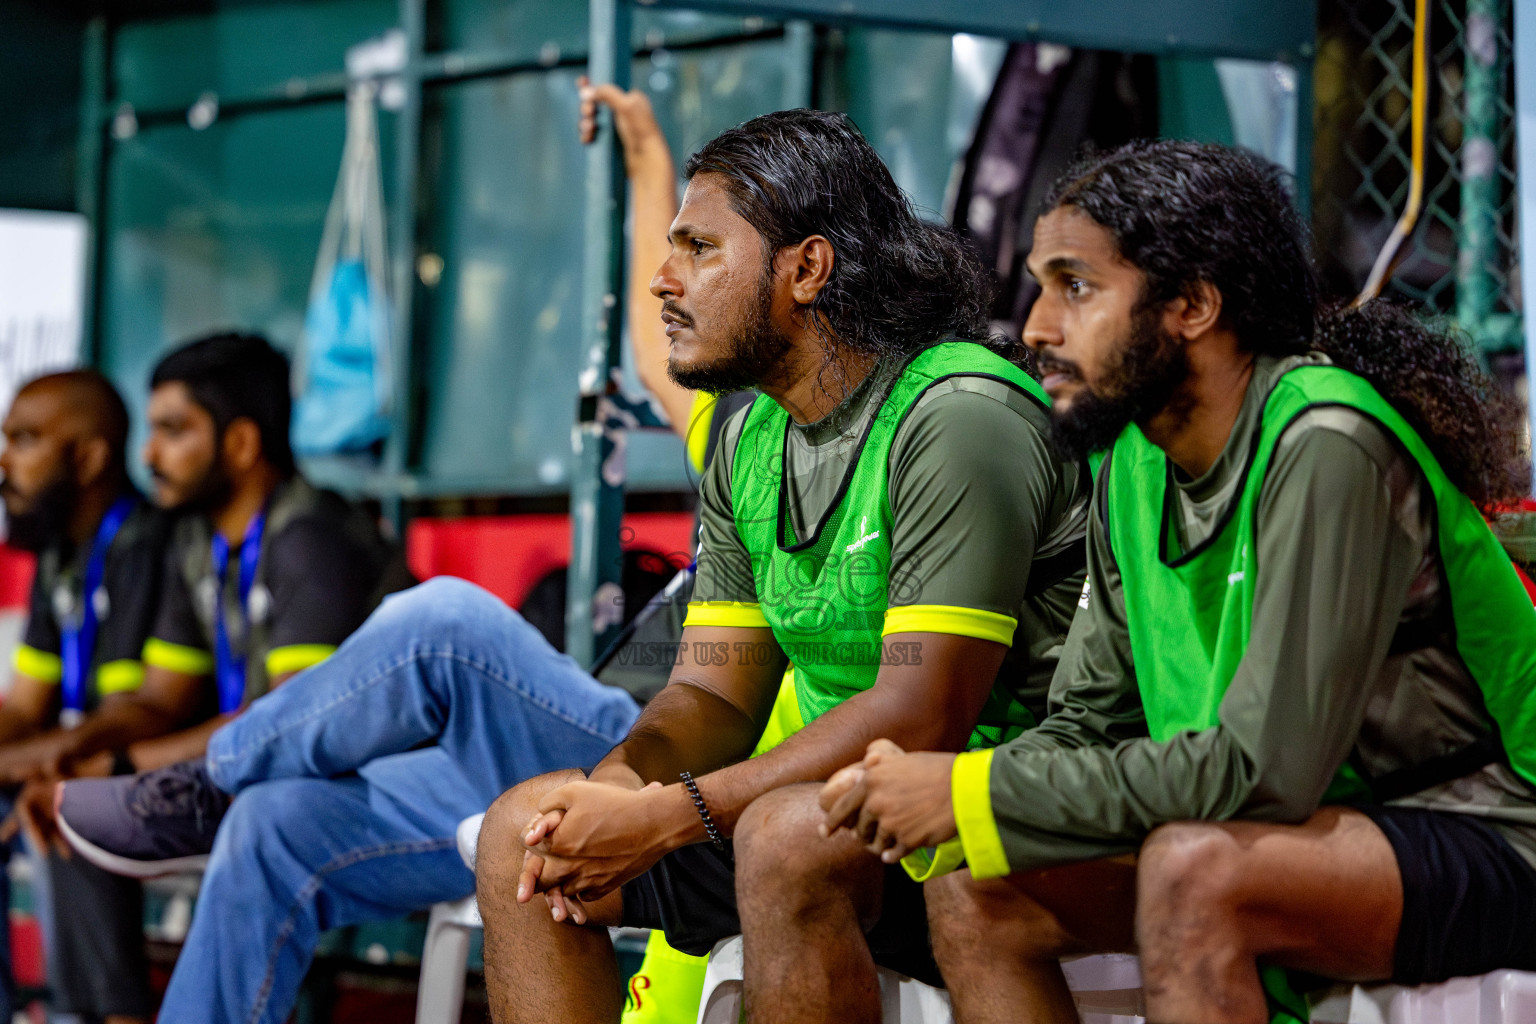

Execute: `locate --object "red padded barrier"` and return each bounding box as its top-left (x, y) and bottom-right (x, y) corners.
top-left (0, 546), bottom-right (33, 612)
top-left (405, 512), bottom-right (695, 610)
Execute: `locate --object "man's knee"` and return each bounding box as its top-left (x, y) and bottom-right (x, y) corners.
top-left (1137, 821), bottom-right (1245, 931)
top-left (477, 769), bottom-right (584, 890)
top-left (926, 870), bottom-right (1076, 962)
top-left (737, 784), bottom-right (840, 885)
top-left (381, 576), bottom-right (519, 638)
top-left (736, 784), bottom-right (883, 924)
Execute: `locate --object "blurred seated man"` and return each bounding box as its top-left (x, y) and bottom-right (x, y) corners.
top-left (473, 108), bottom-right (1090, 1024)
top-left (0, 370), bottom-right (170, 1024)
top-left (819, 141), bottom-right (1536, 1024)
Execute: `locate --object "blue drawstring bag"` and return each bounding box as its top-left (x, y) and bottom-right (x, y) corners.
top-left (293, 83), bottom-right (393, 456)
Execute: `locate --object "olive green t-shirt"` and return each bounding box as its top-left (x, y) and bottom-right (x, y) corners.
top-left (964, 353), bottom-right (1536, 874)
top-left (694, 351), bottom-right (1091, 718)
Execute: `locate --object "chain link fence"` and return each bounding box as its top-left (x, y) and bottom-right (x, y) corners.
top-left (1312, 0), bottom-right (1521, 353)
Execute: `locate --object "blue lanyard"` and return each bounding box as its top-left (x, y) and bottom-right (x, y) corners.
top-left (210, 510), bottom-right (266, 714)
top-left (60, 496), bottom-right (136, 714)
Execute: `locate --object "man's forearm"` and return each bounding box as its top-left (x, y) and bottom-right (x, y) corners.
top-left (125, 713), bottom-right (235, 772)
top-left (61, 698), bottom-right (188, 766)
top-left (694, 675), bottom-right (980, 837)
top-left (0, 706), bottom-right (45, 750)
top-left (595, 679), bottom-right (762, 786)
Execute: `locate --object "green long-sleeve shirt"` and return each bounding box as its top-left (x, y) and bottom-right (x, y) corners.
top-left (955, 353), bottom-right (1536, 877)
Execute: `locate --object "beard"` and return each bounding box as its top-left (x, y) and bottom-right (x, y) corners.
top-left (3, 468), bottom-right (77, 552)
top-left (1045, 305), bottom-right (1190, 463)
top-left (155, 455), bottom-right (233, 514)
top-left (665, 269), bottom-right (793, 396)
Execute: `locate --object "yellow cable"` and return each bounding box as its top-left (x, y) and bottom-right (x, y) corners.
top-left (1353, 0), bottom-right (1429, 307)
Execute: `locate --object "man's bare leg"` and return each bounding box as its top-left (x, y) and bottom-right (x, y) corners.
top-left (478, 770), bottom-right (626, 1024)
top-left (735, 784), bottom-right (891, 1024)
top-left (1136, 806), bottom-right (1401, 1024)
top-left (925, 857), bottom-right (1139, 1024)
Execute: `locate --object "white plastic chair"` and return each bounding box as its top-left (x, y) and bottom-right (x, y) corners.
top-left (695, 940), bottom-right (1147, 1024)
top-left (414, 813), bottom-right (486, 1024)
top-left (1309, 970), bottom-right (1536, 1023)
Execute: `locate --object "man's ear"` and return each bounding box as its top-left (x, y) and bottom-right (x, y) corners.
top-left (785, 235), bottom-right (835, 306)
top-left (221, 418), bottom-right (264, 475)
top-left (73, 437), bottom-right (111, 489)
top-left (1167, 280), bottom-right (1224, 341)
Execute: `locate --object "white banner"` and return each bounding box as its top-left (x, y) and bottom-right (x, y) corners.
top-left (0, 209), bottom-right (87, 419)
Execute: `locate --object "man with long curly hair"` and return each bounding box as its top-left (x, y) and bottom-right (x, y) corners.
top-left (475, 108), bottom-right (1092, 1024)
top-left (820, 139), bottom-right (1536, 1024)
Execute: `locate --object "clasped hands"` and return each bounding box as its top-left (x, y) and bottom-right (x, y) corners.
top-left (515, 740), bottom-right (962, 926)
top-left (516, 771), bottom-right (680, 926)
top-left (817, 738), bottom-right (961, 863)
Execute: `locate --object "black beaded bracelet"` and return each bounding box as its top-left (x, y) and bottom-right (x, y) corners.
top-left (679, 771), bottom-right (726, 852)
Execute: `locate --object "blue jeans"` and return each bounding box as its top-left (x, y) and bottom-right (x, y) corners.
top-left (156, 577), bottom-right (641, 1024)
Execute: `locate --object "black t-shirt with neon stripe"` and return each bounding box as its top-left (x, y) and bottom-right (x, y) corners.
top-left (15, 495), bottom-right (171, 711)
top-left (144, 477), bottom-right (385, 702)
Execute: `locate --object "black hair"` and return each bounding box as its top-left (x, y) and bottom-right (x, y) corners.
top-left (1044, 139), bottom-right (1528, 509)
top-left (682, 108), bottom-right (994, 360)
top-left (150, 331), bottom-right (295, 477)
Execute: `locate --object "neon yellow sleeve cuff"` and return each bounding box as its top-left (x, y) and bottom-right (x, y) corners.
top-left (12, 645), bottom-right (62, 683)
top-left (95, 659), bottom-right (145, 695)
top-left (683, 601), bottom-right (770, 629)
top-left (882, 605), bottom-right (1017, 646)
top-left (953, 748), bottom-right (1011, 879)
top-left (900, 837), bottom-right (968, 883)
top-left (142, 638), bottom-right (215, 677)
top-left (265, 644), bottom-right (336, 679)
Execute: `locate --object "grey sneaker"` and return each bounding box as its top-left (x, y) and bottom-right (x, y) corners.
top-left (55, 760), bottom-right (232, 878)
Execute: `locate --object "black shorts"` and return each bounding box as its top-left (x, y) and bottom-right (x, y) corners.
top-left (620, 841), bottom-right (944, 987)
top-left (1356, 804), bottom-right (1536, 986)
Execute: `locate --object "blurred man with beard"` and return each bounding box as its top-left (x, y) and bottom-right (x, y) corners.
top-left (0, 370), bottom-right (169, 1024)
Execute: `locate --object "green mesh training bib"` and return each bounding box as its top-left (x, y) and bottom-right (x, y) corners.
top-left (731, 341), bottom-right (1049, 748)
top-left (1108, 364), bottom-right (1536, 790)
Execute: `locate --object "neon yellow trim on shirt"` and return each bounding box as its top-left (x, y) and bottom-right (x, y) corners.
top-left (95, 659), bottom-right (145, 695)
top-left (686, 392), bottom-right (718, 475)
top-left (953, 747), bottom-right (1011, 879)
top-left (881, 605), bottom-right (1018, 646)
top-left (750, 669), bottom-right (803, 757)
top-left (683, 601), bottom-right (770, 630)
top-left (900, 837), bottom-right (968, 883)
top-left (12, 645), bottom-right (62, 683)
top-left (142, 638), bottom-right (214, 677)
top-left (265, 644), bottom-right (336, 679)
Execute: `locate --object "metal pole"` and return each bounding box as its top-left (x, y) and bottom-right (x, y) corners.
top-left (384, 0), bottom-right (425, 531)
top-left (567, 0), bottom-right (632, 669)
top-left (782, 20), bottom-right (815, 109)
top-left (75, 16), bottom-right (109, 366)
top-left (1515, 0), bottom-right (1536, 489)
top-left (1459, 0), bottom-right (1503, 352)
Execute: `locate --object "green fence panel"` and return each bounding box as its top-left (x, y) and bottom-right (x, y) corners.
top-left (99, 102), bottom-right (397, 466)
top-left (113, 0), bottom-right (396, 114)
